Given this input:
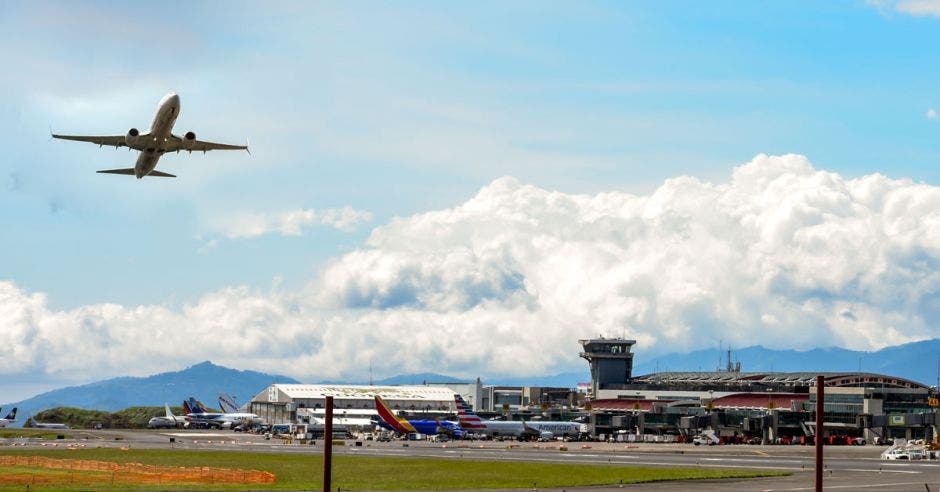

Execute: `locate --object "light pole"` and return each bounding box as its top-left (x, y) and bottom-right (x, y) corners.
top-left (634, 392), bottom-right (641, 437)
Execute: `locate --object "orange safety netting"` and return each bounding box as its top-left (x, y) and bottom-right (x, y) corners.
top-left (0, 455), bottom-right (276, 485)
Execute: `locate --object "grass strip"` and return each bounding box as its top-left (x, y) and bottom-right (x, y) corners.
top-left (0, 447), bottom-right (788, 490)
top-left (0, 429), bottom-right (72, 440)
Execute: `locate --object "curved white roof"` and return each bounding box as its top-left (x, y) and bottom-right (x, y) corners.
top-left (264, 384), bottom-right (456, 401)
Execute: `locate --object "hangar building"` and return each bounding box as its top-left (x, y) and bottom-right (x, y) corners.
top-left (249, 384), bottom-right (457, 425)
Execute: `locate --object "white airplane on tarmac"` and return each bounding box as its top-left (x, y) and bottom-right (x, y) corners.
top-left (147, 403), bottom-right (188, 429)
top-left (0, 408), bottom-right (17, 428)
top-left (454, 395), bottom-right (581, 440)
top-left (52, 92), bottom-right (248, 178)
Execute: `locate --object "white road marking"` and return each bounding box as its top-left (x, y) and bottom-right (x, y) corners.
top-left (764, 481), bottom-right (940, 491)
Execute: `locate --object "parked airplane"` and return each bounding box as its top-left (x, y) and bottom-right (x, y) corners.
top-left (453, 394), bottom-right (526, 438)
top-left (31, 421), bottom-right (69, 429)
top-left (52, 92), bottom-right (248, 178)
top-left (524, 419), bottom-right (583, 439)
top-left (147, 403), bottom-right (188, 429)
top-left (182, 397), bottom-right (209, 415)
top-left (218, 393), bottom-right (241, 413)
top-left (183, 397), bottom-right (261, 429)
top-left (373, 396), bottom-right (463, 437)
top-left (0, 408), bottom-right (17, 428)
top-left (454, 395), bottom-right (582, 440)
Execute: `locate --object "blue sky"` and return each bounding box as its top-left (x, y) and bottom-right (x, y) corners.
top-left (3, 1), bottom-right (940, 401)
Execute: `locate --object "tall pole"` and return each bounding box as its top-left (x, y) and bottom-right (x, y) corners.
top-left (323, 395), bottom-right (333, 492)
top-left (815, 375), bottom-right (824, 492)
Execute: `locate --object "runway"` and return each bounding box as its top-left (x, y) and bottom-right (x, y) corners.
top-left (5, 429), bottom-right (940, 491)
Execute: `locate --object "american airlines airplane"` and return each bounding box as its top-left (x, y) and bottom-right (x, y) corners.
top-left (454, 395), bottom-right (582, 440)
top-left (52, 92), bottom-right (248, 178)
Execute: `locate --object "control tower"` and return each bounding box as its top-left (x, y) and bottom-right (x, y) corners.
top-left (579, 338), bottom-right (637, 397)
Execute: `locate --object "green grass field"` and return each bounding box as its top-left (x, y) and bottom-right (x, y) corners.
top-left (0, 447), bottom-right (788, 490)
top-left (0, 428), bottom-right (72, 440)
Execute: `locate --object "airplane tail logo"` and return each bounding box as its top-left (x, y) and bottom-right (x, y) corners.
top-left (218, 393), bottom-right (239, 413)
top-left (454, 394), bottom-right (486, 429)
top-left (2, 408), bottom-right (16, 421)
top-left (373, 396), bottom-right (417, 434)
top-left (183, 397), bottom-right (208, 414)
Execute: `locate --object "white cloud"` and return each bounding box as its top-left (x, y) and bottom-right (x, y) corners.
top-left (210, 206), bottom-right (373, 239)
top-left (896, 0), bottom-right (940, 16)
top-left (4, 154), bottom-right (940, 385)
top-left (928, 108), bottom-right (938, 120)
top-left (869, 0), bottom-right (940, 17)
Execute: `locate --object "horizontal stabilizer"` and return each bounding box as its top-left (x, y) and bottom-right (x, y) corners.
top-left (95, 168), bottom-right (177, 178)
top-left (96, 168), bottom-right (135, 175)
top-left (147, 170), bottom-right (177, 178)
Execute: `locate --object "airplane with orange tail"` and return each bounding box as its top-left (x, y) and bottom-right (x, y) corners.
top-left (373, 395), bottom-right (463, 437)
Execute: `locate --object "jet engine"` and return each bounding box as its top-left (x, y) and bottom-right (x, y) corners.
top-left (125, 128), bottom-right (140, 147)
top-left (181, 131), bottom-right (196, 150)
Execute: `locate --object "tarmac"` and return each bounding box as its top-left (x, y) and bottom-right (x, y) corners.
top-left (4, 429), bottom-right (940, 491)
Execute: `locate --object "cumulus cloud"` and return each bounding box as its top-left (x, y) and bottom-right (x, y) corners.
top-left (4, 154), bottom-right (940, 384)
top-left (210, 206), bottom-right (373, 239)
top-left (928, 108), bottom-right (938, 120)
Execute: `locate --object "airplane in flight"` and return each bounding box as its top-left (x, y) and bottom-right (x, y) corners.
top-left (454, 395), bottom-right (582, 440)
top-left (183, 397), bottom-right (261, 429)
top-left (0, 408), bottom-right (17, 428)
top-left (52, 92), bottom-right (248, 178)
top-left (147, 403), bottom-right (188, 429)
top-left (373, 396), bottom-right (463, 437)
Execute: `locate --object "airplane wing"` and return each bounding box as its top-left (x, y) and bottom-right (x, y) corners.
top-left (51, 133), bottom-right (141, 149)
top-left (166, 134), bottom-right (248, 153)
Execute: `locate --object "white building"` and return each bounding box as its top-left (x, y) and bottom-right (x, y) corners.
top-left (249, 384), bottom-right (458, 424)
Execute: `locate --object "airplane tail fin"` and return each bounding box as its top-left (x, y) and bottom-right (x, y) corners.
top-left (373, 396), bottom-right (416, 434)
top-left (454, 394), bottom-right (485, 429)
top-left (218, 393), bottom-right (239, 413)
top-left (3, 408), bottom-right (17, 421)
top-left (182, 400), bottom-right (192, 414)
top-left (187, 397), bottom-right (209, 413)
top-left (164, 403), bottom-right (173, 418)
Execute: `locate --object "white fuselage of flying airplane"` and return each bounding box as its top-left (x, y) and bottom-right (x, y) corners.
top-left (135, 93), bottom-right (180, 178)
top-left (51, 92), bottom-right (248, 178)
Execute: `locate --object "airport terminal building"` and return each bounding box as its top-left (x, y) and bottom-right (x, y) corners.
top-left (249, 380), bottom-right (581, 428)
top-left (247, 338), bottom-right (935, 443)
top-left (580, 337), bottom-right (936, 443)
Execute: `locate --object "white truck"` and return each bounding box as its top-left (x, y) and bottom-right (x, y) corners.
top-left (692, 430), bottom-right (720, 446)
